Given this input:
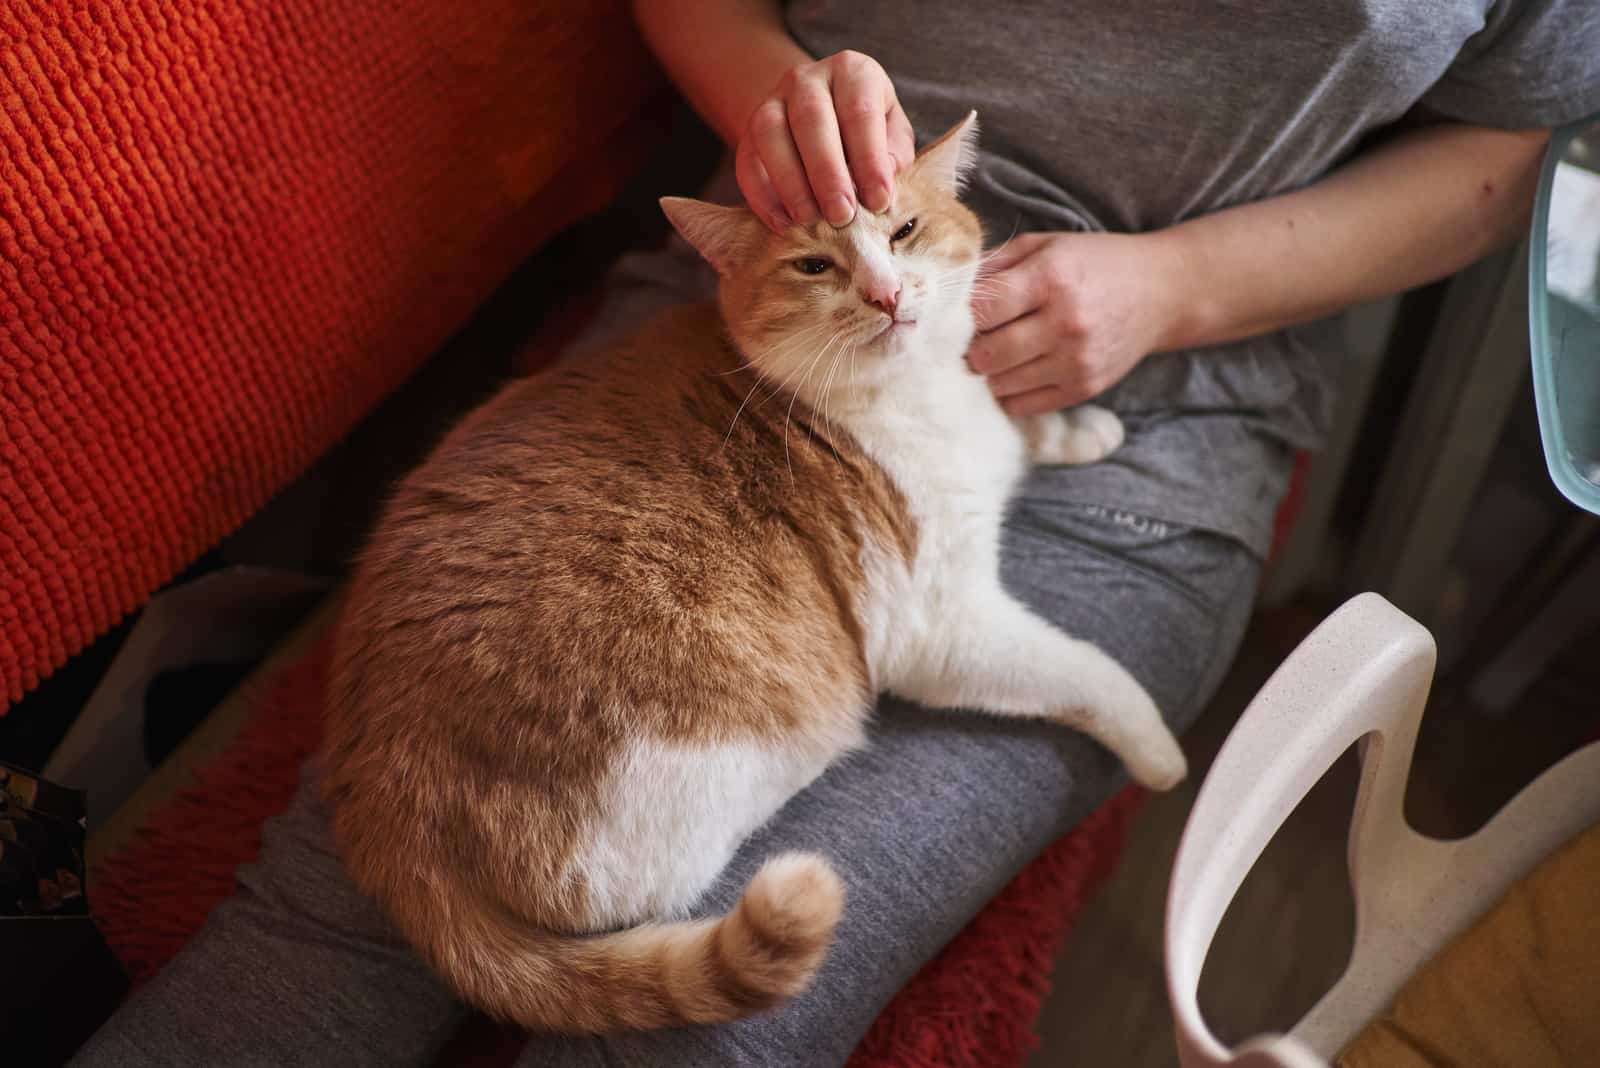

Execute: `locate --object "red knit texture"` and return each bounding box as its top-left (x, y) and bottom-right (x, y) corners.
top-left (88, 638), bottom-right (329, 982)
top-left (0, 0), bottom-right (665, 708)
top-left (91, 634), bottom-right (1143, 1066)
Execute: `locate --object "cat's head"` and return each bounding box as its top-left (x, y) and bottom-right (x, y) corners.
top-left (661, 112), bottom-right (983, 401)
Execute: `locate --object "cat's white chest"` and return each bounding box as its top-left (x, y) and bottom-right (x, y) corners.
top-left (842, 370), bottom-right (1028, 690)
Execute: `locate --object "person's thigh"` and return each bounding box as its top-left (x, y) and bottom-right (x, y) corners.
top-left (513, 485), bottom-right (1263, 1068)
top-left (71, 769), bottom-right (464, 1068)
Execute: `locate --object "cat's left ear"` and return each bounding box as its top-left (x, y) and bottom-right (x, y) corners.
top-left (660, 197), bottom-right (761, 277)
top-left (907, 111), bottom-right (979, 195)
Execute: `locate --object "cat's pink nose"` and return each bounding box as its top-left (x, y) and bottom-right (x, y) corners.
top-left (860, 281), bottom-right (901, 315)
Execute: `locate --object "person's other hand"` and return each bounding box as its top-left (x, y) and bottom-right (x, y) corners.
top-left (736, 51), bottom-right (916, 232)
top-left (969, 232), bottom-right (1184, 416)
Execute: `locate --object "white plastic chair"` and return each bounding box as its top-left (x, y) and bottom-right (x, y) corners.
top-left (1165, 592), bottom-right (1600, 1068)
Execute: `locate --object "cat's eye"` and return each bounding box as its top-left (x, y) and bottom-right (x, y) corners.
top-left (891, 218), bottom-right (917, 242)
top-left (793, 257), bottom-right (833, 276)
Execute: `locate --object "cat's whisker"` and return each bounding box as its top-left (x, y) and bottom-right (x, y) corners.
top-left (799, 328), bottom-right (850, 419)
top-left (830, 337), bottom-right (862, 438)
top-left (802, 327), bottom-right (849, 405)
top-left (719, 321), bottom-right (845, 444)
top-left (977, 218), bottom-right (1025, 264)
top-left (721, 375), bottom-right (768, 448)
top-left (760, 320), bottom-right (844, 375)
top-left (774, 327), bottom-right (844, 395)
top-left (958, 276), bottom-right (1023, 297)
top-left (812, 333), bottom-right (851, 447)
top-left (716, 321), bottom-right (839, 377)
top-left (782, 365), bottom-right (818, 481)
top-left (768, 318), bottom-right (842, 353)
top-left (780, 329), bottom-right (846, 480)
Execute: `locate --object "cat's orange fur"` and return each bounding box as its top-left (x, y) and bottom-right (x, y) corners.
top-left (322, 116), bottom-right (1181, 1036)
top-left (320, 138), bottom-right (981, 1031)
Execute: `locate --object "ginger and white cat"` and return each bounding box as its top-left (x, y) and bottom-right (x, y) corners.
top-left (321, 113), bottom-right (1184, 1036)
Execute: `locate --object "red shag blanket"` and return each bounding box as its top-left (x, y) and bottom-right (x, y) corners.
top-left (92, 635), bottom-right (1144, 1068)
top-left (0, 0), bottom-right (666, 707)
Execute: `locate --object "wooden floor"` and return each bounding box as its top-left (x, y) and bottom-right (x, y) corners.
top-left (1028, 597), bottom-right (1599, 1067)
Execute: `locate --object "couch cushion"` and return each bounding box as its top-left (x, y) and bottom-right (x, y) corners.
top-left (0, 0), bottom-right (666, 707)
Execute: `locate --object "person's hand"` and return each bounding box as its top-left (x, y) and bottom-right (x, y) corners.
top-left (968, 231), bottom-right (1185, 416)
top-left (736, 51), bottom-right (916, 232)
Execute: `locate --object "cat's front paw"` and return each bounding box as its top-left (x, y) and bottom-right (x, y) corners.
top-left (1021, 405), bottom-right (1125, 465)
top-left (1061, 405), bottom-right (1124, 463)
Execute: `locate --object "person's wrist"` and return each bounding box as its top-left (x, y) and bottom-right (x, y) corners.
top-left (1140, 225), bottom-right (1215, 353)
top-left (705, 39), bottom-right (812, 147)
top-left (719, 61), bottom-right (798, 148)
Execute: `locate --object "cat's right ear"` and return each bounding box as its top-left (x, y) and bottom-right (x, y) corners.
top-left (660, 197), bottom-right (760, 277)
top-left (908, 111), bottom-right (979, 195)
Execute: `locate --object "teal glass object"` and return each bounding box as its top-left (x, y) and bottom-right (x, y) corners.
top-left (1529, 114), bottom-right (1600, 515)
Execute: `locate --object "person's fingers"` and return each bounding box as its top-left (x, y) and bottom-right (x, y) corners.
top-left (971, 253), bottom-right (1049, 332)
top-left (831, 57), bottom-right (896, 213)
top-left (748, 98), bottom-right (819, 226)
top-left (979, 232), bottom-right (1050, 276)
top-left (987, 352), bottom-right (1072, 399)
top-left (967, 312), bottom-right (1051, 376)
top-left (742, 53), bottom-right (915, 229)
top-left (786, 73), bottom-right (857, 226)
top-left (736, 138), bottom-right (793, 233)
top-left (1000, 383), bottom-right (1080, 417)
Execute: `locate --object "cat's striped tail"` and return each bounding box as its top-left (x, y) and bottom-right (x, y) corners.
top-left (405, 852), bottom-right (844, 1033)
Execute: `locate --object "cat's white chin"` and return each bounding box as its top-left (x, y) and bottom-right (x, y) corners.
top-left (870, 319), bottom-right (918, 347)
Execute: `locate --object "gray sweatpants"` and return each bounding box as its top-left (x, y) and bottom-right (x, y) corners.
top-left (72, 239), bottom-right (1267, 1068)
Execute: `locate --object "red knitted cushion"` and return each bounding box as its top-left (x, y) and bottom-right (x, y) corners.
top-left (0, 0), bottom-right (666, 708)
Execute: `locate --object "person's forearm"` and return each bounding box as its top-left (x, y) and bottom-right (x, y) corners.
top-left (631, 0), bottom-right (810, 146)
top-left (1155, 122), bottom-right (1550, 351)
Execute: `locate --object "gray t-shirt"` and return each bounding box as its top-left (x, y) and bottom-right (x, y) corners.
top-left (785, 0), bottom-right (1600, 556)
